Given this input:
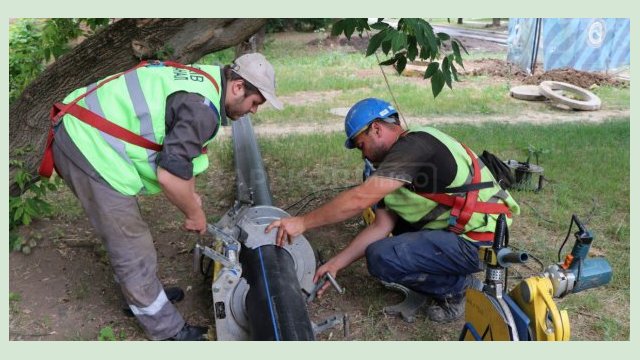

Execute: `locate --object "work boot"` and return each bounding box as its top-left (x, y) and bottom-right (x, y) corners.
top-left (427, 297), bottom-right (466, 323)
top-left (426, 276), bottom-right (482, 323)
top-left (122, 286), bottom-right (185, 317)
top-left (167, 324), bottom-right (209, 341)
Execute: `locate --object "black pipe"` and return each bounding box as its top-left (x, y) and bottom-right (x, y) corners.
top-left (240, 245), bottom-right (315, 340)
top-left (232, 116), bottom-right (273, 206)
top-left (232, 117), bottom-right (315, 341)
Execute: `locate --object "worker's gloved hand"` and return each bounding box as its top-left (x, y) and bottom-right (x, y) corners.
top-left (184, 208), bottom-right (207, 234)
top-left (313, 261), bottom-right (340, 298)
top-left (265, 216), bottom-right (306, 247)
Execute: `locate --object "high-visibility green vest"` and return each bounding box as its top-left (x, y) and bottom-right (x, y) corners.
top-left (62, 64), bottom-right (222, 195)
top-left (383, 126), bottom-right (520, 241)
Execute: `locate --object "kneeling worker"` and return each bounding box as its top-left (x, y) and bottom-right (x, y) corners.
top-left (266, 98), bottom-right (519, 322)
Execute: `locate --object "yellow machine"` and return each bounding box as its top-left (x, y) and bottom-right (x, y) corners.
top-left (460, 214), bottom-right (611, 341)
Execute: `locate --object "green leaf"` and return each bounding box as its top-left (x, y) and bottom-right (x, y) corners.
top-left (414, 22), bottom-right (428, 49)
top-left (431, 70), bottom-right (446, 98)
top-left (403, 18), bottom-right (417, 32)
top-left (370, 22), bottom-right (389, 31)
top-left (355, 18), bottom-right (371, 33)
top-left (13, 206), bottom-right (24, 222)
top-left (437, 32), bottom-right (450, 41)
top-left (454, 38), bottom-right (469, 55)
top-left (379, 57), bottom-right (398, 66)
top-left (396, 55), bottom-right (407, 74)
top-left (451, 62), bottom-right (460, 81)
top-left (407, 36), bottom-right (418, 60)
top-left (10, 233), bottom-right (23, 251)
top-left (424, 28), bottom-right (439, 58)
top-left (417, 20), bottom-right (438, 58)
top-left (424, 61), bottom-right (439, 79)
top-left (22, 213), bottom-right (32, 226)
top-left (419, 45), bottom-right (430, 60)
top-left (365, 29), bottom-right (387, 57)
top-left (381, 39), bottom-right (392, 55)
top-left (442, 56), bottom-right (452, 89)
top-left (331, 20), bottom-right (344, 37)
top-left (391, 32), bottom-right (407, 53)
top-left (452, 41), bottom-right (463, 67)
top-left (344, 20), bottom-right (356, 40)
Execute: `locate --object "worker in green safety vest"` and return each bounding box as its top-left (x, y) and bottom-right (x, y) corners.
top-left (267, 98), bottom-right (519, 324)
top-left (46, 53), bottom-right (283, 340)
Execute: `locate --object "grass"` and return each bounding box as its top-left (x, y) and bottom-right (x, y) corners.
top-left (9, 292), bottom-right (21, 315)
top-left (204, 32), bottom-right (629, 126)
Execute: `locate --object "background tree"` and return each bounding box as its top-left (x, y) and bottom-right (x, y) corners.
top-left (331, 18), bottom-right (467, 98)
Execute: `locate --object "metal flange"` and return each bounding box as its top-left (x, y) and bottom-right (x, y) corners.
top-left (237, 205), bottom-right (316, 293)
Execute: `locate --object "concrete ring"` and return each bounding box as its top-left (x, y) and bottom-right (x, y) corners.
top-left (538, 80), bottom-right (601, 111)
top-left (509, 85), bottom-right (547, 101)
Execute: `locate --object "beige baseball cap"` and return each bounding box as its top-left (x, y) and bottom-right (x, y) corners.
top-left (231, 53), bottom-right (283, 110)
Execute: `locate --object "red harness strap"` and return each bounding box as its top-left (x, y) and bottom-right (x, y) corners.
top-left (38, 61), bottom-right (219, 178)
top-left (417, 143), bottom-right (511, 241)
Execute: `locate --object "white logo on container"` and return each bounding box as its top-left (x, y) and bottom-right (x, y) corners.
top-left (587, 19), bottom-right (606, 48)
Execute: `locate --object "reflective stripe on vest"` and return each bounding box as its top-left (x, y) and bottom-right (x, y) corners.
top-left (85, 82), bottom-right (133, 166)
top-left (124, 70), bottom-right (159, 175)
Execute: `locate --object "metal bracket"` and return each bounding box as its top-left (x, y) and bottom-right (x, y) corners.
top-left (306, 272), bottom-right (345, 303)
top-left (381, 281), bottom-right (429, 323)
top-left (197, 244), bottom-right (235, 269)
top-left (311, 313), bottom-right (350, 338)
top-left (236, 205), bottom-right (317, 293)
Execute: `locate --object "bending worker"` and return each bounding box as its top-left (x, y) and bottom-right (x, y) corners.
top-left (266, 98), bottom-right (519, 323)
top-left (43, 53), bottom-right (282, 340)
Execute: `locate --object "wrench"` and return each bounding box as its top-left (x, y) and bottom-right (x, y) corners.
top-left (306, 272), bottom-right (344, 303)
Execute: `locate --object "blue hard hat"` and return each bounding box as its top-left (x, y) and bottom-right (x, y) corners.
top-left (344, 98), bottom-right (397, 149)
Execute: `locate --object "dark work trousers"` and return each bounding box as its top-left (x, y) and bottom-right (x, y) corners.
top-left (365, 229), bottom-right (482, 301)
top-left (53, 144), bottom-right (185, 340)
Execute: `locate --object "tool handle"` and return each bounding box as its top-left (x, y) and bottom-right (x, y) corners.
top-left (325, 273), bottom-right (345, 294)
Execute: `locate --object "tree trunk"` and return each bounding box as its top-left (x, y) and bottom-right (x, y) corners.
top-left (492, 18), bottom-right (501, 27)
top-left (9, 18), bottom-right (267, 196)
top-left (457, 18), bottom-right (463, 25)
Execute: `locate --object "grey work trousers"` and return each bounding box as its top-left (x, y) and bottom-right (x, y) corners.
top-left (53, 144), bottom-right (185, 340)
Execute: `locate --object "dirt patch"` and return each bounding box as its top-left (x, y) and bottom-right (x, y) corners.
top-left (9, 198), bottom-right (215, 341)
top-left (466, 58), bottom-right (529, 79)
top-left (522, 68), bottom-right (628, 88)
top-left (465, 59), bottom-right (627, 89)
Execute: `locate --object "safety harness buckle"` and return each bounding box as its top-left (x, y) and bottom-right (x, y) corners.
top-left (449, 224), bottom-right (465, 234)
top-left (145, 60), bottom-right (165, 67)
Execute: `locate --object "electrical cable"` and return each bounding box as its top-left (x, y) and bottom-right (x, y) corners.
top-left (294, 196), bottom-right (319, 216)
top-left (557, 215), bottom-right (576, 262)
top-left (520, 200), bottom-right (559, 225)
top-left (283, 184), bottom-right (357, 213)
